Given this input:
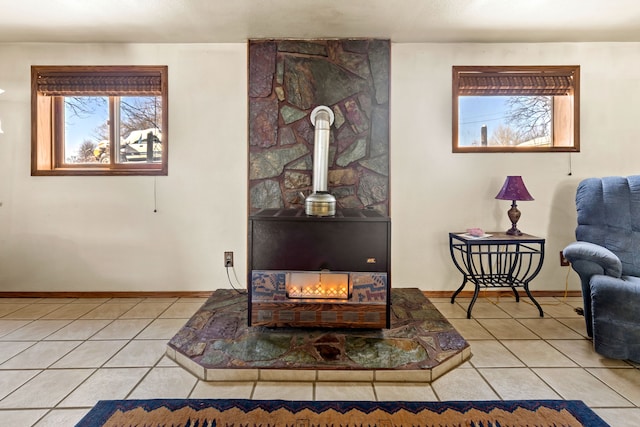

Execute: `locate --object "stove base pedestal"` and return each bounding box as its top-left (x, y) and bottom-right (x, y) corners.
top-left (250, 270), bottom-right (389, 329)
top-left (251, 302), bottom-right (387, 329)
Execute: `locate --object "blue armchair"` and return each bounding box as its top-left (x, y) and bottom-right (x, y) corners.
top-left (563, 175), bottom-right (640, 362)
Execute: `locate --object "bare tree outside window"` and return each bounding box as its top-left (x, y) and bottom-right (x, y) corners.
top-left (452, 65), bottom-right (579, 153)
top-left (76, 139), bottom-right (97, 163)
top-left (505, 96), bottom-right (552, 144)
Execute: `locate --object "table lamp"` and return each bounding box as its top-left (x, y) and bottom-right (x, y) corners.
top-left (495, 176), bottom-right (534, 236)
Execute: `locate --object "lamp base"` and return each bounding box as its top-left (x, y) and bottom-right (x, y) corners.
top-left (506, 201), bottom-right (523, 236)
top-left (506, 227), bottom-right (523, 236)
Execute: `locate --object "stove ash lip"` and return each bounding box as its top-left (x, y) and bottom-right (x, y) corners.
top-left (306, 105), bottom-right (336, 217)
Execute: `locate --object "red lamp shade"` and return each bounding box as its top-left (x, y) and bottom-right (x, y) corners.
top-left (495, 176), bottom-right (534, 201)
top-left (495, 176), bottom-right (534, 235)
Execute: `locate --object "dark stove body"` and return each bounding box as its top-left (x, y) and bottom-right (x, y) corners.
top-left (248, 208), bottom-right (391, 328)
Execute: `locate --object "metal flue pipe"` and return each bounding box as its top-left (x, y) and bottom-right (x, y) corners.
top-left (305, 105), bottom-right (336, 216)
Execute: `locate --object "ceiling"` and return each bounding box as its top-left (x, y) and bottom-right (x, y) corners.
top-left (1, 0), bottom-right (640, 44)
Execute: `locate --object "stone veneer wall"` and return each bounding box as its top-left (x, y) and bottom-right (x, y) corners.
top-left (248, 39), bottom-right (390, 214)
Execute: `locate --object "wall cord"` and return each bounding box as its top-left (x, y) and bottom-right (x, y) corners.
top-left (226, 266), bottom-right (246, 294)
top-left (153, 177), bottom-right (158, 213)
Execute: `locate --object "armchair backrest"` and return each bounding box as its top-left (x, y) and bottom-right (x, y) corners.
top-left (575, 175), bottom-right (640, 277)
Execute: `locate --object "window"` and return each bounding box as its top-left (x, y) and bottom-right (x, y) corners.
top-left (31, 66), bottom-right (168, 175)
top-left (452, 65), bottom-right (579, 153)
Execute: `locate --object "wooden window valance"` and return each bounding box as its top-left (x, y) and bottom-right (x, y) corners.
top-left (455, 66), bottom-right (577, 96)
top-left (34, 66), bottom-right (164, 96)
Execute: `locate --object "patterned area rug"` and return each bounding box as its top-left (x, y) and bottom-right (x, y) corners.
top-left (75, 398), bottom-right (609, 427)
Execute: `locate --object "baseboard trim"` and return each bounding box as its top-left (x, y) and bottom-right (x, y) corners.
top-left (422, 290), bottom-right (582, 298)
top-left (0, 289), bottom-right (581, 299)
top-left (0, 291), bottom-right (214, 298)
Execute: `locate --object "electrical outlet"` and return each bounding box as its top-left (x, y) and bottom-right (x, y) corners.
top-left (559, 251), bottom-right (570, 266)
top-left (224, 251), bottom-right (234, 267)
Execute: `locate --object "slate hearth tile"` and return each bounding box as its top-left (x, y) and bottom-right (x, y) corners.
top-left (169, 289), bottom-right (469, 383)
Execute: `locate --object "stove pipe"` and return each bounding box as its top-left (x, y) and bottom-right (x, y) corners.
top-left (305, 105), bottom-right (336, 216)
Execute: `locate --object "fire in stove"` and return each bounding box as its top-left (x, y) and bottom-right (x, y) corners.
top-left (286, 271), bottom-right (350, 300)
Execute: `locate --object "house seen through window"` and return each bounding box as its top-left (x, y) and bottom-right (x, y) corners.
top-left (32, 66), bottom-right (168, 175)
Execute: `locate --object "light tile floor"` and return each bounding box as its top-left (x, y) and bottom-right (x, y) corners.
top-left (0, 294), bottom-right (638, 426)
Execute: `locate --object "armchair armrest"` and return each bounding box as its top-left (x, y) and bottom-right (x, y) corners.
top-left (563, 241), bottom-right (622, 279)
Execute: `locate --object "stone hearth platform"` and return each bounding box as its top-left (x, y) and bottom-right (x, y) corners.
top-left (166, 288), bottom-right (471, 382)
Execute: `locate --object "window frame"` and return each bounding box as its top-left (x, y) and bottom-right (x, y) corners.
top-left (31, 65), bottom-right (168, 176)
top-left (452, 65), bottom-right (580, 153)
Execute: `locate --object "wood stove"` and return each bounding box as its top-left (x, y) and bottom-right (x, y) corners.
top-left (248, 208), bottom-right (391, 328)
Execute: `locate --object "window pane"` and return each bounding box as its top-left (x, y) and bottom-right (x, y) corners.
top-left (63, 96), bottom-right (109, 164)
top-left (116, 96), bottom-right (162, 164)
top-left (458, 95), bottom-right (552, 148)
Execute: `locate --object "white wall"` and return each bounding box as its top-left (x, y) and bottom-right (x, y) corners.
top-left (0, 43), bottom-right (248, 292)
top-left (391, 42), bottom-right (640, 293)
top-left (0, 41), bottom-right (638, 293)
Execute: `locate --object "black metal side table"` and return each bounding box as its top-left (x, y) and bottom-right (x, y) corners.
top-left (449, 232), bottom-right (545, 319)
